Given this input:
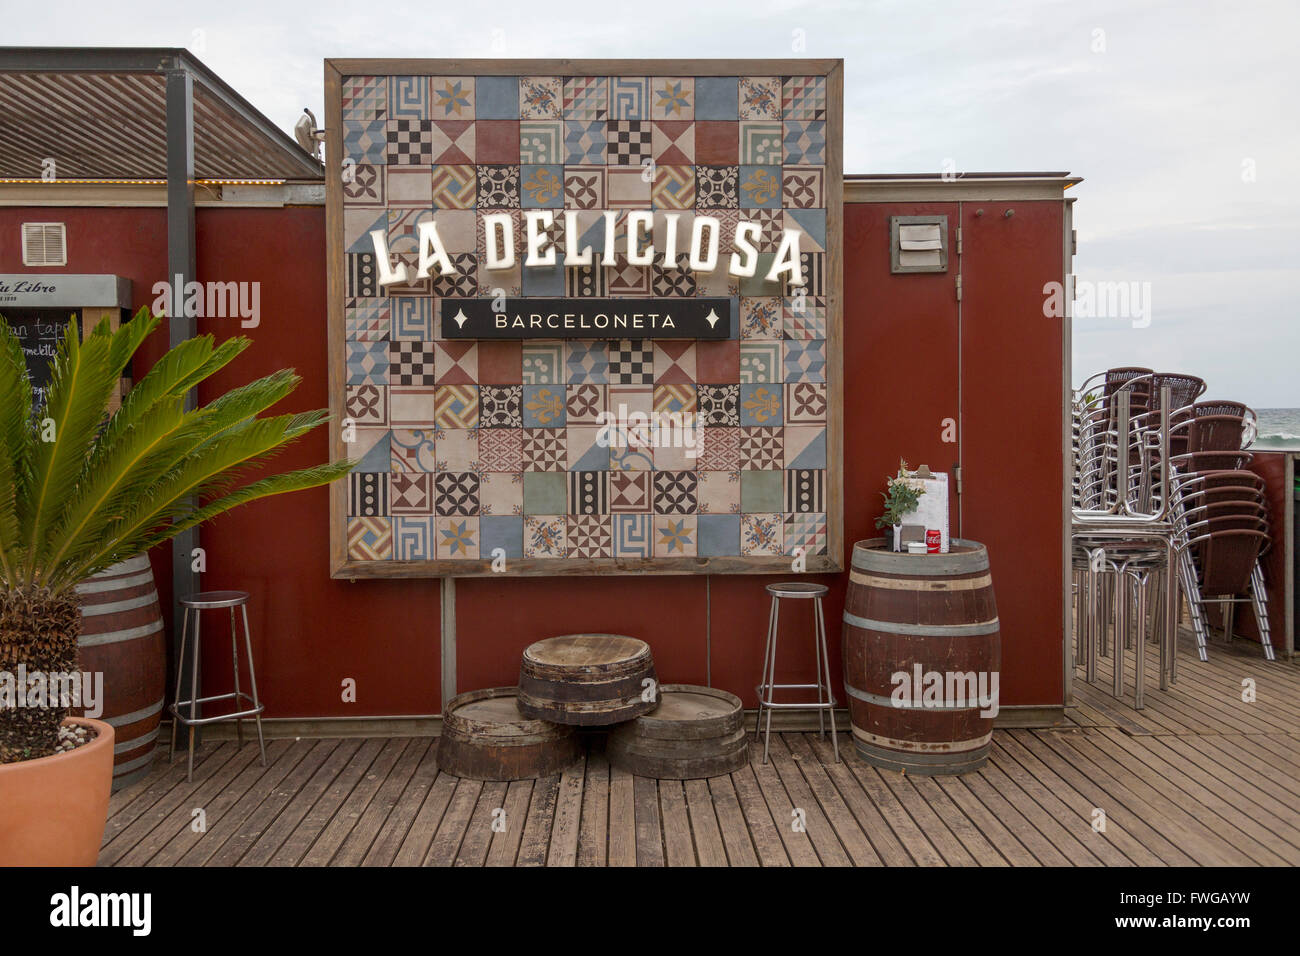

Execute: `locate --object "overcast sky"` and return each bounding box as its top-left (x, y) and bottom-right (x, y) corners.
top-left (9, 0), bottom-right (1298, 406)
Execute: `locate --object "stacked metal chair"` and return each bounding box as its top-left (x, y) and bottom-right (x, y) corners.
top-left (1070, 381), bottom-right (1178, 708)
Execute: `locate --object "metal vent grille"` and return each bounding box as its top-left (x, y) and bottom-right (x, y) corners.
top-left (21, 222), bottom-right (67, 266)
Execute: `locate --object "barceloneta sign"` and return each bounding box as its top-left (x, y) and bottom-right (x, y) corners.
top-left (326, 58), bottom-right (845, 577)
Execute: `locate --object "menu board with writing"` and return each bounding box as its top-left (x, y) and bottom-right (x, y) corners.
top-left (1, 309), bottom-right (81, 410)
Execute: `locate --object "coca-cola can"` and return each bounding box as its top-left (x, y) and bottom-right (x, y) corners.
top-left (926, 529), bottom-right (941, 553)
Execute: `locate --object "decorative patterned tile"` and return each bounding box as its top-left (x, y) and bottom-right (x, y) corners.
top-left (653, 383), bottom-right (697, 415)
top-left (741, 513), bottom-right (783, 555)
top-left (349, 428), bottom-right (392, 472)
top-left (784, 512), bottom-right (828, 556)
top-left (429, 120), bottom-right (475, 163)
top-left (696, 165), bottom-right (738, 209)
top-left (564, 166), bottom-right (606, 209)
top-left (785, 208), bottom-right (827, 251)
top-left (609, 472), bottom-right (652, 513)
top-left (610, 76), bottom-right (650, 120)
top-left (696, 469), bottom-right (741, 514)
top-left (564, 120), bottom-right (607, 164)
top-left (800, 252), bottom-right (825, 296)
top-left (652, 121), bottom-right (694, 163)
top-left (785, 468), bottom-right (825, 513)
top-left (784, 339), bottom-right (826, 382)
top-left (391, 428), bottom-right (438, 472)
top-left (739, 342), bottom-right (781, 384)
top-left (344, 120), bottom-right (388, 165)
top-left (480, 386), bottom-right (523, 429)
top-left (432, 253), bottom-right (478, 297)
top-left (739, 77), bottom-right (781, 119)
top-left (783, 295), bottom-right (827, 338)
top-left (783, 121), bottom-right (826, 165)
top-left (651, 254), bottom-right (696, 297)
top-left (430, 77), bottom-right (474, 118)
top-left (739, 383), bottom-right (784, 427)
top-left (783, 165), bottom-right (825, 208)
top-left (476, 76), bottom-right (519, 119)
top-left (650, 78), bottom-right (693, 120)
top-left (476, 121), bottom-right (521, 163)
top-left (479, 341), bottom-right (523, 383)
top-left (522, 343), bottom-right (564, 384)
top-left (521, 164), bottom-right (565, 208)
top-left (613, 514), bottom-right (652, 557)
top-left (387, 118), bottom-right (434, 164)
top-left (346, 298), bottom-right (390, 341)
top-left (435, 385), bottom-right (479, 428)
top-left (477, 164), bottom-right (521, 208)
top-left (698, 514), bottom-right (739, 556)
top-left (606, 168), bottom-right (652, 209)
top-left (478, 470), bottom-right (524, 515)
top-left (524, 515), bottom-right (566, 557)
top-left (394, 515), bottom-right (435, 559)
top-left (522, 384), bottom-right (566, 428)
top-left (568, 471), bottom-right (609, 515)
top-left (346, 384), bottom-right (387, 427)
top-left (699, 385), bottom-right (739, 427)
top-left (520, 121), bottom-right (563, 163)
top-left (564, 76), bottom-right (608, 120)
top-left (608, 340), bottom-right (654, 385)
top-left (651, 165), bottom-right (694, 209)
top-left (651, 341), bottom-right (695, 383)
top-left (695, 121), bottom-right (739, 165)
top-left (388, 386), bottom-right (436, 427)
top-left (436, 428), bottom-right (478, 472)
top-left (390, 472), bottom-right (434, 515)
top-left (785, 382), bottom-right (828, 424)
top-left (348, 517), bottom-right (392, 560)
top-left (435, 517), bottom-right (479, 559)
top-left (739, 165), bottom-right (784, 209)
top-left (343, 162), bottom-right (385, 206)
top-left (435, 471), bottom-right (480, 516)
top-left (522, 428), bottom-right (566, 471)
top-left (389, 341), bottom-right (436, 386)
top-left (349, 472), bottom-right (387, 516)
top-left (567, 515), bottom-right (613, 557)
top-left (607, 120), bottom-right (652, 166)
top-left (343, 76), bottom-right (387, 121)
top-left (392, 299), bottom-right (435, 339)
top-left (740, 426), bottom-right (783, 470)
top-left (566, 425), bottom-right (611, 471)
top-left (784, 425), bottom-right (827, 469)
top-left (346, 252), bottom-right (378, 297)
top-left (430, 165), bottom-right (476, 208)
top-left (782, 76), bottom-right (827, 120)
top-left (739, 122), bottom-right (783, 165)
top-left (654, 471), bottom-right (698, 515)
top-left (519, 76), bottom-right (563, 119)
top-left (433, 341), bottom-right (477, 384)
top-left (565, 341), bottom-right (609, 384)
top-left (347, 340), bottom-right (388, 385)
top-left (741, 297), bottom-right (782, 339)
top-left (383, 168), bottom-right (431, 209)
top-left (654, 516), bottom-right (697, 556)
top-left (566, 384), bottom-right (606, 424)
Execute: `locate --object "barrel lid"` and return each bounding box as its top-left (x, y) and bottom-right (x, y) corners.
top-left (850, 537), bottom-right (988, 574)
top-left (617, 684), bottom-right (744, 740)
top-left (444, 686), bottom-right (563, 737)
top-left (524, 634), bottom-right (648, 667)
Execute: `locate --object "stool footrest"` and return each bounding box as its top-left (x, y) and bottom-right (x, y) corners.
top-left (170, 692), bottom-right (264, 727)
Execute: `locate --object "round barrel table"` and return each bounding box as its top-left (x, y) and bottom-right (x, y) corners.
top-left (517, 634), bottom-right (658, 726)
top-left (841, 537), bottom-right (1001, 775)
top-left (437, 687), bottom-right (581, 781)
top-left (607, 684), bottom-right (747, 779)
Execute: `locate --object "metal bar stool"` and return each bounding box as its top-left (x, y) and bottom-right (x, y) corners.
top-left (169, 590), bottom-right (266, 782)
top-left (754, 582), bottom-right (839, 764)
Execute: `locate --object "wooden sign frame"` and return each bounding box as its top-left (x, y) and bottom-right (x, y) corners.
top-left (326, 58), bottom-right (843, 577)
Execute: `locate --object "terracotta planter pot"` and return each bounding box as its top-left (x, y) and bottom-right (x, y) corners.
top-left (0, 716), bottom-right (114, 866)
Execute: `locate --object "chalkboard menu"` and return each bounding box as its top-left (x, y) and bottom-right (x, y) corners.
top-left (1, 308), bottom-right (82, 410)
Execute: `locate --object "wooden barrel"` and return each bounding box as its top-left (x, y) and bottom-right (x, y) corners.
top-left (74, 554), bottom-right (167, 790)
top-left (842, 538), bottom-right (1000, 775)
top-left (607, 684), bottom-right (748, 779)
top-left (517, 634), bottom-right (658, 726)
top-left (437, 687), bottom-right (581, 781)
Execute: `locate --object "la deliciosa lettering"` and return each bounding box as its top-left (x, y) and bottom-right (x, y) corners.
top-left (369, 210), bottom-right (807, 288)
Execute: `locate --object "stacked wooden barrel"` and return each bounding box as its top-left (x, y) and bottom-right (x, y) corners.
top-left (74, 554), bottom-right (167, 790)
top-left (841, 537), bottom-right (1001, 775)
top-left (438, 634), bottom-right (747, 781)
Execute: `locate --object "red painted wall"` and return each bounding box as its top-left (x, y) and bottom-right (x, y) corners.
top-left (0, 196), bottom-right (1065, 716)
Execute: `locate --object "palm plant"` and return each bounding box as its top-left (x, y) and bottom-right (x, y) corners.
top-left (0, 308), bottom-right (352, 762)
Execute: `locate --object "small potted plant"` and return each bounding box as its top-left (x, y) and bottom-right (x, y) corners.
top-left (875, 459), bottom-right (925, 552)
top-left (0, 308), bottom-right (352, 865)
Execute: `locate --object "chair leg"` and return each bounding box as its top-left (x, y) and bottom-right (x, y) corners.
top-left (240, 604), bottom-right (267, 767)
top-left (1249, 564), bottom-right (1277, 662)
top-left (169, 607), bottom-right (189, 764)
top-left (229, 606), bottom-right (244, 750)
top-left (186, 610), bottom-right (202, 783)
top-left (1112, 565), bottom-right (1126, 699)
top-left (755, 595), bottom-right (777, 739)
top-left (814, 597), bottom-right (839, 763)
top-left (812, 598), bottom-right (825, 739)
top-left (1133, 570), bottom-right (1148, 710)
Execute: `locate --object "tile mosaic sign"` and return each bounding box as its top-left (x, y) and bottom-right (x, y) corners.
top-left (327, 59), bottom-right (842, 576)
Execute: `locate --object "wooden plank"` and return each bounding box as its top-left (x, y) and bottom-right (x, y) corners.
top-left (172, 740), bottom-right (318, 866)
top-left (748, 740), bottom-right (822, 866)
top-left (299, 738), bottom-right (410, 866)
top-left (332, 738), bottom-right (429, 866)
top-left (267, 738), bottom-right (386, 866)
top-left (424, 777), bottom-right (483, 866)
top-left (727, 763), bottom-right (790, 867)
top-left (577, 748), bottom-right (609, 867)
top-left (362, 741), bottom-right (444, 866)
top-left (102, 740), bottom-right (264, 866)
top-left (391, 771), bottom-right (458, 866)
top-left (486, 779), bottom-right (534, 867)
top-left (907, 775), bottom-right (1008, 866)
top-left (238, 739), bottom-right (366, 867)
top-left (778, 733), bottom-right (879, 865)
top-left (547, 752), bottom-right (587, 866)
top-left (633, 774), bottom-right (665, 866)
top-left (868, 763), bottom-right (974, 866)
top-left (456, 781), bottom-right (509, 867)
top-left (684, 779), bottom-right (729, 867)
top-left (101, 742), bottom-right (236, 856)
top-left (207, 740), bottom-right (338, 867)
top-left (932, 775), bottom-right (1042, 866)
top-left (808, 734), bottom-right (941, 865)
top-left (516, 773), bottom-right (560, 866)
top-left (802, 733), bottom-right (913, 866)
top-left (704, 775), bottom-right (758, 867)
top-left (607, 765), bottom-right (637, 867)
top-left (658, 780), bottom-right (697, 866)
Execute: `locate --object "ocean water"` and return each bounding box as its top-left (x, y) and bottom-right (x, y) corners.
top-left (1253, 408), bottom-right (1300, 450)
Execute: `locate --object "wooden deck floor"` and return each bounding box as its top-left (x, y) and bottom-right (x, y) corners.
top-left (100, 632), bottom-right (1300, 866)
